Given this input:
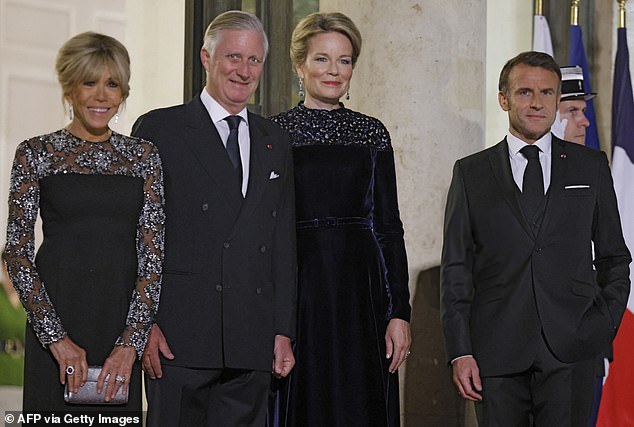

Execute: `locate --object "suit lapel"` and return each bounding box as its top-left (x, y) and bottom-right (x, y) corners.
top-left (233, 113), bottom-right (275, 227)
top-left (489, 139), bottom-right (534, 237)
top-left (183, 97), bottom-right (243, 210)
top-left (537, 136), bottom-right (569, 237)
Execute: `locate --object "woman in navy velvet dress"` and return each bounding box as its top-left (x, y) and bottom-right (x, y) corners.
top-left (270, 12), bottom-right (411, 427)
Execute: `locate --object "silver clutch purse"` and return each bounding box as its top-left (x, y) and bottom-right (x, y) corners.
top-left (64, 366), bottom-right (129, 405)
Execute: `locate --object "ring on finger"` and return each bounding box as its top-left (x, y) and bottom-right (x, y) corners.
top-left (65, 366), bottom-right (75, 375)
top-left (115, 375), bottom-right (125, 383)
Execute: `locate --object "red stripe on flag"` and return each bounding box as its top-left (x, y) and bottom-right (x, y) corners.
top-left (597, 309), bottom-right (634, 426)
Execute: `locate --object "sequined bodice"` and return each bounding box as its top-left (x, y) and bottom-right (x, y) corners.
top-left (271, 104), bottom-right (391, 149)
top-left (271, 105), bottom-right (394, 223)
top-left (4, 129), bottom-right (165, 355)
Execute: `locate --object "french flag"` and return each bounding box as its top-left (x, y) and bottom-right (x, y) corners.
top-left (597, 26), bottom-right (634, 427)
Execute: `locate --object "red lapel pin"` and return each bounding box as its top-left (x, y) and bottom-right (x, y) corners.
top-left (266, 144), bottom-right (273, 149)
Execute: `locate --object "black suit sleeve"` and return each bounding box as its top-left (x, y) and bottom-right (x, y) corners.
top-left (131, 114), bottom-right (153, 142)
top-left (593, 152), bottom-right (631, 332)
top-left (272, 134), bottom-right (297, 339)
top-left (440, 160), bottom-right (475, 363)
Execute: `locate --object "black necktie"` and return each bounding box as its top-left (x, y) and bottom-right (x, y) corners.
top-left (520, 145), bottom-right (544, 222)
top-left (224, 115), bottom-right (243, 188)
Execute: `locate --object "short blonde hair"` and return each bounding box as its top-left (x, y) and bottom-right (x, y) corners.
top-left (202, 10), bottom-right (269, 58)
top-left (55, 32), bottom-right (130, 103)
top-left (290, 12), bottom-right (362, 72)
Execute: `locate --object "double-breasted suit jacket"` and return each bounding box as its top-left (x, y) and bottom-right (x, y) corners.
top-left (132, 96), bottom-right (296, 372)
top-left (441, 136), bottom-right (631, 377)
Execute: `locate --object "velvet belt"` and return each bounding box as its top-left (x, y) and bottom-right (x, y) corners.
top-left (296, 216), bottom-right (372, 230)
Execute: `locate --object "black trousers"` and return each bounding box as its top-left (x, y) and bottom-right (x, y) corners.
top-left (474, 333), bottom-right (595, 427)
top-left (145, 365), bottom-right (270, 427)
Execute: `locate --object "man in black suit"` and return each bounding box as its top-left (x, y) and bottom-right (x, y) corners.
top-left (441, 51), bottom-right (631, 426)
top-left (132, 10), bottom-right (296, 426)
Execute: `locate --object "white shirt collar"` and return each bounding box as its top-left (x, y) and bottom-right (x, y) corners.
top-left (506, 131), bottom-right (552, 157)
top-left (200, 88), bottom-right (248, 125)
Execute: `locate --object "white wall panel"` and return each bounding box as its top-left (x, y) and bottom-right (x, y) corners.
top-left (5, 73), bottom-right (63, 145)
top-left (93, 11), bottom-right (126, 41)
top-left (1, 0), bottom-right (72, 51)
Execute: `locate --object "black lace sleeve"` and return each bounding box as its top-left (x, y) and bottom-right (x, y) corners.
top-left (113, 139), bottom-right (165, 357)
top-left (4, 138), bottom-right (67, 345)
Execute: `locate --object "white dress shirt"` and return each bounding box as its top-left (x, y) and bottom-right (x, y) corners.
top-left (200, 88), bottom-right (250, 196)
top-left (507, 132), bottom-right (552, 194)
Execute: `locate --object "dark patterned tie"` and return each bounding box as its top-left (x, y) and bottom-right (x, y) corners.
top-left (224, 115), bottom-right (243, 188)
top-left (520, 145), bottom-right (544, 222)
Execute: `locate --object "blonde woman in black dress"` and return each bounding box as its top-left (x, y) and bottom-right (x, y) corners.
top-left (4, 32), bottom-right (164, 414)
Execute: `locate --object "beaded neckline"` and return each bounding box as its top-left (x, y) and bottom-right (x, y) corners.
top-left (297, 101), bottom-right (347, 113)
top-left (61, 127), bottom-right (114, 144)
top-left (271, 104), bottom-right (391, 150)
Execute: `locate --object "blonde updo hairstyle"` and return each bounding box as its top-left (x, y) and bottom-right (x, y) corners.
top-left (55, 32), bottom-right (130, 105)
top-left (290, 12), bottom-right (362, 74)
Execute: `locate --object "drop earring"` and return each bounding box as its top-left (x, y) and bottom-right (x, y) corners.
top-left (114, 113), bottom-right (119, 124)
top-left (298, 77), bottom-right (305, 98)
top-left (68, 103), bottom-right (73, 121)
top-left (345, 91), bottom-right (350, 101)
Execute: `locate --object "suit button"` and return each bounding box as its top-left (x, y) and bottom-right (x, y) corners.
top-left (256, 287), bottom-right (262, 294)
top-left (215, 285), bottom-right (223, 292)
top-left (202, 203), bottom-right (209, 211)
top-left (260, 245), bottom-right (266, 253)
top-left (271, 210), bottom-right (277, 217)
top-left (223, 242), bottom-right (230, 249)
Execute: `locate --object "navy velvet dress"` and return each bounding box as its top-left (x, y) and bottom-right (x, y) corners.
top-left (270, 104), bottom-right (411, 427)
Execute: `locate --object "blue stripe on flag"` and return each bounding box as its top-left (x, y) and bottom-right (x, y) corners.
top-left (569, 25), bottom-right (601, 151)
top-left (613, 27), bottom-right (634, 161)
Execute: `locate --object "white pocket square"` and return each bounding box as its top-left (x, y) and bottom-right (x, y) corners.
top-left (269, 171), bottom-right (280, 180)
top-left (564, 185), bottom-right (590, 189)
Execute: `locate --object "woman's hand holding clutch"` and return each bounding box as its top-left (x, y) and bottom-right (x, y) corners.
top-left (49, 336), bottom-right (88, 393)
top-left (99, 345), bottom-right (136, 402)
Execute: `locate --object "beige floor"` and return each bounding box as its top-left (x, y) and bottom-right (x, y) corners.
top-left (0, 386), bottom-right (22, 415)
